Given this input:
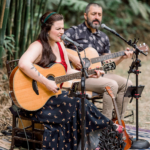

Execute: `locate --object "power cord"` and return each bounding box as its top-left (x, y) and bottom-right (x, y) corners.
top-left (9, 93), bottom-right (29, 150)
top-left (120, 54), bottom-right (135, 118)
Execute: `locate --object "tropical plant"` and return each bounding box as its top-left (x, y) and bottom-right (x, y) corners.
top-left (47, 0), bottom-right (150, 51)
top-left (1, 0), bottom-right (150, 65)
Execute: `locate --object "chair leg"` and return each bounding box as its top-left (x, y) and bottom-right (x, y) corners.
top-left (32, 121), bottom-right (36, 150)
top-left (11, 115), bottom-right (16, 150)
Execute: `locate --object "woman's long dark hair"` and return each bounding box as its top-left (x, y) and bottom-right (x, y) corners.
top-left (37, 11), bottom-right (64, 67)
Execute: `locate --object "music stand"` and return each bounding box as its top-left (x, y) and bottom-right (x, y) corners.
top-left (125, 85), bottom-right (150, 149)
top-left (124, 85), bottom-right (144, 98)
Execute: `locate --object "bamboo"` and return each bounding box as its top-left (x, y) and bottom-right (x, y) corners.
top-left (0, 0), bottom-right (10, 67)
top-left (57, 0), bottom-right (63, 13)
top-left (7, 0), bottom-right (15, 60)
top-left (34, 0), bottom-right (43, 40)
top-left (14, 0), bottom-right (23, 59)
top-left (34, 0), bottom-right (48, 40)
top-left (0, 0), bottom-right (6, 64)
top-left (13, 0), bottom-right (19, 38)
top-left (6, 0), bottom-right (15, 35)
top-left (33, 0), bottom-right (38, 16)
top-left (19, 0), bottom-right (30, 57)
top-left (19, 0), bottom-right (26, 50)
top-left (26, 26), bottom-right (30, 49)
top-left (0, 0), bottom-right (6, 28)
top-left (30, 0), bottom-right (33, 42)
top-left (0, 0), bottom-right (3, 25)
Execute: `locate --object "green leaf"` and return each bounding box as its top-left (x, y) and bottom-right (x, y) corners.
top-left (138, 2), bottom-right (148, 20)
top-left (7, 42), bottom-right (15, 49)
top-left (2, 74), bottom-right (8, 80)
top-left (7, 47), bottom-right (13, 55)
top-left (94, 0), bottom-right (107, 9)
top-left (128, 0), bottom-right (139, 15)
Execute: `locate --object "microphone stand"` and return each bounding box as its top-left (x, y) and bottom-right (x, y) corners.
top-left (74, 46), bottom-right (89, 150)
top-left (106, 29), bottom-right (149, 148)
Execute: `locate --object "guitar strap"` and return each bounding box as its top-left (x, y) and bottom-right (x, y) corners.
top-left (46, 62), bottom-right (56, 68)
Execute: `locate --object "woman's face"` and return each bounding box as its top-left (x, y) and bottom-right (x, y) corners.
top-left (48, 20), bottom-right (64, 42)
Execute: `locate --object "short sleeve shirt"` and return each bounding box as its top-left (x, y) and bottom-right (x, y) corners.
top-left (64, 22), bottom-right (111, 56)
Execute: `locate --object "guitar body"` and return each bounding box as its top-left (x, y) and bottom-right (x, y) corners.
top-left (9, 63), bottom-right (66, 111)
top-left (67, 44), bottom-right (149, 70)
top-left (9, 62), bottom-right (116, 111)
top-left (66, 47), bottom-right (102, 69)
top-left (115, 120), bottom-right (132, 150)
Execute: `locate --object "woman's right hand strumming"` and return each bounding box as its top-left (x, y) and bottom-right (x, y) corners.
top-left (44, 80), bottom-right (59, 93)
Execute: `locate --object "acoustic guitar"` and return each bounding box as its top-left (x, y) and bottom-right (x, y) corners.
top-left (9, 62), bottom-right (116, 111)
top-left (66, 43), bottom-right (149, 69)
top-left (105, 86), bottom-right (132, 150)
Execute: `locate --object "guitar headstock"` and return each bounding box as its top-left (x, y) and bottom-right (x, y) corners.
top-left (137, 43), bottom-right (149, 54)
top-left (105, 86), bottom-right (115, 99)
top-left (103, 61), bottom-right (116, 72)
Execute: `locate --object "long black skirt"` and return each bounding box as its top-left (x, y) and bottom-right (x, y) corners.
top-left (21, 91), bottom-right (109, 150)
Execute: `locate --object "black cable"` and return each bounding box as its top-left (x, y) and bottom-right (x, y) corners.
top-left (120, 54), bottom-right (135, 118)
top-left (9, 92), bottom-right (30, 149)
top-left (120, 73), bottom-right (130, 118)
top-left (15, 107), bottom-right (30, 150)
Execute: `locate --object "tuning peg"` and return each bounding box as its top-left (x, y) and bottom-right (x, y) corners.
top-left (140, 44), bottom-right (142, 47)
top-left (143, 43), bottom-right (146, 46)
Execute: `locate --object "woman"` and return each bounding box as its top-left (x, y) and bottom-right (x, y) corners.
top-left (18, 11), bottom-right (124, 150)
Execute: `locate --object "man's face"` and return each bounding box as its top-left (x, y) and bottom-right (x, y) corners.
top-left (84, 5), bottom-right (102, 29)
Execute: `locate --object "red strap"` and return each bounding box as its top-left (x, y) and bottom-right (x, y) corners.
top-left (56, 42), bottom-right (65, 61)
top-left (37, 40), bottom-right (41, 43)
top-left (36, 41), bottom-right (67, 71)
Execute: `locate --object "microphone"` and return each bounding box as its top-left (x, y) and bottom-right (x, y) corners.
top-left (101, 24), bottom-right (118, 35)
top-left (61, 34), bottom-right (81, 47)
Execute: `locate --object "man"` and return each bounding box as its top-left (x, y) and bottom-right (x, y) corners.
top-left (64, 3), bottom-right (133, 121)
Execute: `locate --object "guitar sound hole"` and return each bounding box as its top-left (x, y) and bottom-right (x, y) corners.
top-left (47, 75), bottom-right (55, 81)
top-left (83, 58), bottom-right (90, 68)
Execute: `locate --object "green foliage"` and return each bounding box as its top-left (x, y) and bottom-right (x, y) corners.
top-left (46, 0), bottom-right (150, 50)
top-left (129, 0), bottom-right (150, 20)
top-left (0, 0), bottom-right (150, 66)
top-left (3, 34), bottom-right (15, 56)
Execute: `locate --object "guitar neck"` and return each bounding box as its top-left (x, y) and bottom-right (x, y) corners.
top-left (55, 67), bottom-right (103, 84)
top-left (91, 50), bottom-right (127, 64)
top-left (105, 86), bottom-right (122, 125)
top-left (112, 97), bottom-right (122, 125)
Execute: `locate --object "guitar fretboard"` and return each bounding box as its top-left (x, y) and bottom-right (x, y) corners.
top-left (55, 67), bottom-right (103, 84)
top-left (91, 50), bottom-right (128, 64)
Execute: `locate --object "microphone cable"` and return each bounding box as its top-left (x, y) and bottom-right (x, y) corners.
top-left (16, 107), bottom-right (30, 150)
top-left (10, 94), bottom-right (30, 150)
top-left (120, 54), bottom-right (135, 119)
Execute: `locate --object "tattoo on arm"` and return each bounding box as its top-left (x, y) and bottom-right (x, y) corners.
top-left (31, 64), bottom-right (43, 77)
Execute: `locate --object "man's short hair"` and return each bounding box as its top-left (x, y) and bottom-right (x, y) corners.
top-left (85, 3), bottom-right (102, 14)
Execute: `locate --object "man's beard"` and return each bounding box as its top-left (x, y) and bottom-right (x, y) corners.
top-left (87, 17), bottom-right (101, 29)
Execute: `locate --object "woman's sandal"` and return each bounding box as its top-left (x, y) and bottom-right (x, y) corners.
top-left (115, 124), bottom-right (125, 134)
top-left (109, 120), bottom-right (124, 133)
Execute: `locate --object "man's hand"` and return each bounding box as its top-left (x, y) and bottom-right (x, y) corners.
top-left (44, 80), bottom-right (59, 93)
top-left (88, 68), bottom-right (105, 78)
top-left (71, 56), bottom-right (84, 70)
top-left (121, 47), bottom-right (133, 59)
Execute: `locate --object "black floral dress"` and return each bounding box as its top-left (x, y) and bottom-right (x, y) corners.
top-left (22, 91), bottom-right (109, 150)
top-left (21, 42), bottom-right (110, 150)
